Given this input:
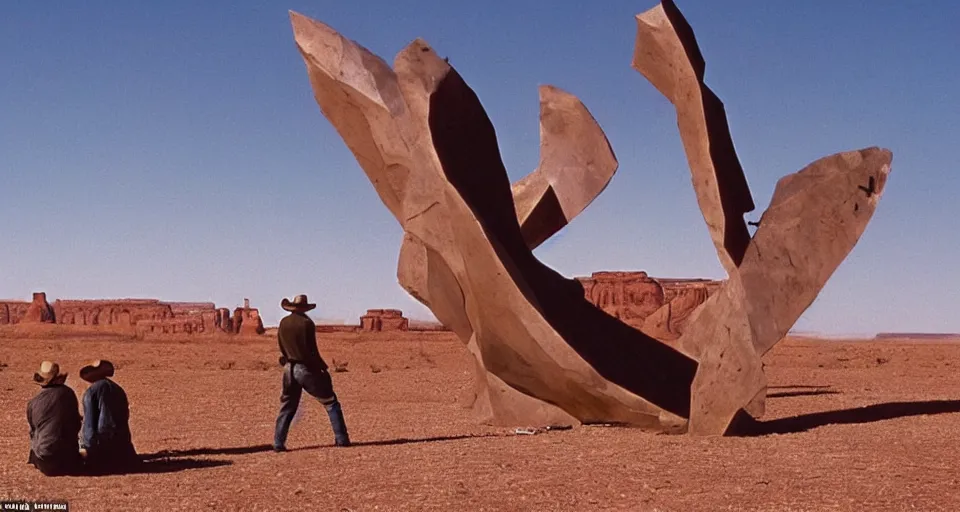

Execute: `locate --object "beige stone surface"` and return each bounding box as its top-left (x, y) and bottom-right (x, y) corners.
top-left (741, 148), bottom-right (893, 356)
top-left (512, 85), bottom-right (618, 249)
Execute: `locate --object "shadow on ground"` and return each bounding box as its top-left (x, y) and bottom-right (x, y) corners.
top-left (76, 457), bottom-right (233, 476)
top-left (768, 390), bottom-right (840, 398)
top-left (768, 385), bottom-right (834, 390)
top-left (140, 433), bottom-right (503, 461)
top-left (141, 445), bottom-right (280, 460)
top-left (736, 399), bottom-right (960, 436)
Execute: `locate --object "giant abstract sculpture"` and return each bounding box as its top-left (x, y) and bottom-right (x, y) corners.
top-left (290, 0), bottom-right (892, 435)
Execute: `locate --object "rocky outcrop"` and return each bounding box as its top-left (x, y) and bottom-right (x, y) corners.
top-left (233, 299), bottom-right (265, 335)
top-left (21, 292), bottom-right (56, 323)
top-left (215, 308), bottom-right (233, 333)
top-left (0, 299), bottom-right (31, 325)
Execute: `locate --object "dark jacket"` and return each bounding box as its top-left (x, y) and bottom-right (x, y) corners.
top-left (278, 312), bottom-right (328, 370)
top-left (27, 384), bottom-right (81, 461)
top-left (81, 378), bottom-right (134, 453)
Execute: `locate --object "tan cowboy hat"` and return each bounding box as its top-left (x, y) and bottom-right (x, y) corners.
top-left (80, 360), bottom-right (115, 383)
top-left (281, 294), bottom-right (316, 312)
top-left (33, 361), bottom-right (68, 386)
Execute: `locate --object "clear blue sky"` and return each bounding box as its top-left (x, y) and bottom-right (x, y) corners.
top-left (2, 1), bottom-right (957, 334)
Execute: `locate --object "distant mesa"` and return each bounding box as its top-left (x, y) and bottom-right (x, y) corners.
top-left (576, 271), bottom-right (720, 343)
top-left (361, 309), bottom-right (408, 331)
top-left (874, 333), bottom-right (960, 340)
top-left (0, 275), bottom-right (718, 339)
top-left (0, 292), bottom-right (264, 337)
top-left (317, 309), bottom-right (417, 333)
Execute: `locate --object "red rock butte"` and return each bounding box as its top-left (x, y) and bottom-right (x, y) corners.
top-left (576, 272), bottom-right (721, 343)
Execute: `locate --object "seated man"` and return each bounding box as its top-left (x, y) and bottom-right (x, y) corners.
top-left (27, 361), bottom-right (82, 476)
top-left (79, 360), bottom-right (138, 474)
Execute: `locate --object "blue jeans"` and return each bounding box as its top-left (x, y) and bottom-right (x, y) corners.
top-left (274, 363), bottom-right (349, 448)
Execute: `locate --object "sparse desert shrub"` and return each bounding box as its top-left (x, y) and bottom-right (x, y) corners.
top-left (370, 364), bottom-right (382, 373)
top-left (219, 361), bottom-right (236, 370)
top-left (331, 359), bottom-right (349, 373)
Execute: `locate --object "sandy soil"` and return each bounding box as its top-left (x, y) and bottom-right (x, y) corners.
top-left (1, 329), bottom-right (958, 511)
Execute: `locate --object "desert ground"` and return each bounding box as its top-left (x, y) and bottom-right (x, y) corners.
top-left (1, 328), bottom-right (959, 511)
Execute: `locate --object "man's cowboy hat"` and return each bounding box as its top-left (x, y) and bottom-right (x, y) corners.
top-left (80, 360), bottom-right (115, 383)
top-left (33, 361), bottom-right (68, 386)
top-left (281, 294), bottom-right (316, 312)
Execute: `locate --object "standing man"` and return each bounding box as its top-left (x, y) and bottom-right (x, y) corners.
top-left (273, 294), bottom-right (350, 450)
top-left (79, 359), bottom-right (138, 474)
top-left (27, 361), bottom-right (82, 476)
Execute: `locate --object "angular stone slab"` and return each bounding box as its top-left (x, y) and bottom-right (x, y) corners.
top-left (632, 0), bottom-right (754, 275)
top-left (681, 276), bottom-right (766, 435)
top-left (512, 85), bottom-right (618, 249)
top-left (741, 147), bottom-right (893, 356)
top-left (465, 335), bottom-right (579, 427)
top-left (677, 148), bottom-right (892, 435)
top-left (631, 1), bottom-right (893, 435)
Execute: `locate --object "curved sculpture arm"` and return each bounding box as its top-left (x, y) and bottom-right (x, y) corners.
top-left (512, 86), bottom-right (619, 249)
top-left (290, 11), bottom-right (412, 222)
top-left (632, 0), bottom-right (754, 275)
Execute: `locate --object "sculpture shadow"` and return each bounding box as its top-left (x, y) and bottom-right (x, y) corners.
top-left (768, 385), bottom-right (834, 390)
top-left (139, 434), bottom-right (501, 460)
top-left (734, 399), bottom-right (960, 436)
top-left (351, 433), bottom-right (503, 447)
top-left (141, 444), bottom-right (279, 460)
top-left (767, 390), bottom-right (840, 398)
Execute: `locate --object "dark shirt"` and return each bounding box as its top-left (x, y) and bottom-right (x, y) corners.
top-left (27, 384), bottom-right (81, 461)
top-left (81, 378), bottom-right (133, 450)
top-left (278, 312), bottom-right (328, 370)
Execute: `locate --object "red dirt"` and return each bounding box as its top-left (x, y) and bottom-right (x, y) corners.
top-left (1, 331), bottom-right (959, 511)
